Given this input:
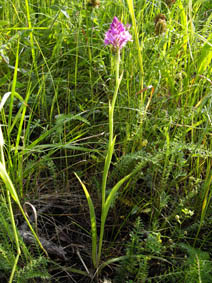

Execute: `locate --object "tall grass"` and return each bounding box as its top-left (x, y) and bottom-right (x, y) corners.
top-left (0, 0), bottom-right (212, 281)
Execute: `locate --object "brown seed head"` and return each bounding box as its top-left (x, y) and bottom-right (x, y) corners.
top-left (154, 14), bottom-right (167, 35)
top-left (87, 0), bottom-right (100, 8)
top-left (165, 0), bottom-right (176, 7)
top-left (154, 14), bottom-right (166, 24)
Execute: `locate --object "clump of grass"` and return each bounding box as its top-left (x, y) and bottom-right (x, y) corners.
top-left (1, 0), bottom-right (212, 281)
top-left (0, 196), bottom-right (49, 282)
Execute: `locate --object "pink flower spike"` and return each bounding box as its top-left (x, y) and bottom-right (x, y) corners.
top-left (104, 17), bottom-right (132, 50)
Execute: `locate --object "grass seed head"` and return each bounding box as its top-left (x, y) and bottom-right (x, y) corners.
top-left (154, 14), bottom-right (167, 35)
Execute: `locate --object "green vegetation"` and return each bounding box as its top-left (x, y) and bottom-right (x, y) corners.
top-left (0, 0), bottom-right (212, 281)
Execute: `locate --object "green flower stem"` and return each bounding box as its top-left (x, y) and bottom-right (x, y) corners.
top-left (109, 49), bottom-right (121, 146)
top-left (101, 49), bottom-right (122, 207)
top-left (98, 49), bottom-right (122, 266)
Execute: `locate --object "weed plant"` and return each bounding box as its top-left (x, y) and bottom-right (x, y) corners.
top-left (0, 196), bottom-right (49, 282)
top-left (0, 0), bottom-right (212, 281)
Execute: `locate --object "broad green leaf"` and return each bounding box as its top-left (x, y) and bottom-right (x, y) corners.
top-left (74, 172), bottom-right (97, 267)
top-left (197, 34), bottom-right (212, 74)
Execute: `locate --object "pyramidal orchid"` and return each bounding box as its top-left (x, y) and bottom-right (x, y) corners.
top-left (75, 17), bottom-right (135, 270)
top-left (104, 17), bottom-right (132, 51)
top-left (97, 16), bottom-right (133, 266)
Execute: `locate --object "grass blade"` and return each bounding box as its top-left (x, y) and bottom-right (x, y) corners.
top-left (74, 172), bottom-right (97, 268)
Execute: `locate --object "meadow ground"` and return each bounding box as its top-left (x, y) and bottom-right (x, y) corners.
top-left (0, 0), bottom-right (212, 282)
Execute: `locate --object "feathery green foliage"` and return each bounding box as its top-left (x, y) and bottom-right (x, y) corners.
top-left (0, 197), bottom-right (49, 282)
top-left (180, 243), bottom-right (212, 283)
top-left (1, 0), bottom-right (212, 281)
